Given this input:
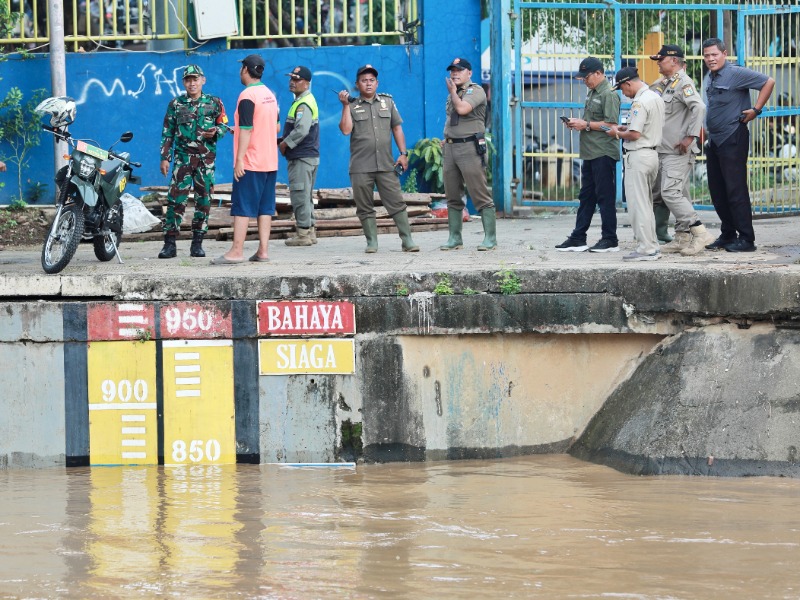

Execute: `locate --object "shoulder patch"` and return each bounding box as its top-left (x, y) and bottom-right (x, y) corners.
top-left (377, 92), bottom-right (393, 98)
top-left (682, 85), bottom-right (695, 97)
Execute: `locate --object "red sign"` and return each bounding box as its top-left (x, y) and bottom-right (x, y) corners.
top-left (159, 302), bottom-right (233, 339)
top-left (87, 303), bottom-right (156, 341)
top-left (257, 301), bottom-right (356, 336)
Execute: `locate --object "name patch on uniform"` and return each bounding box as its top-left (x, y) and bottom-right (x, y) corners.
top-left (466, 88), bottom-right (473, 95)
top-left (682, 85), bottom-right (695, 97)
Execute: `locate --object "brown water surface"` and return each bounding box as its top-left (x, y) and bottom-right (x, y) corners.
top-left (0, 455), bottom-right (798, 598)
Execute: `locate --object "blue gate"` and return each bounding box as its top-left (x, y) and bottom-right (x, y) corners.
top-left (505, 1), bottom-right (800, 214)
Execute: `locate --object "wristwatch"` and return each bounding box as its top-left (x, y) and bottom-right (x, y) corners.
top-left (400, 151), bottom-right (408, 156)
top-left (753, 107), bottom-right (763, 116)
top-left (585, 122), bottom-right (591, 131)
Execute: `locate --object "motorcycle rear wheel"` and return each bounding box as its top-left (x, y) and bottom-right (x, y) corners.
top-left (41, 204), bottom-right (85, 274)
top-left (93, 203), bottom-right (124, 262)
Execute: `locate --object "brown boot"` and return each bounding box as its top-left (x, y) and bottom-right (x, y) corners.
top-left (680, 224), bottom-right (716, 256)
top-left (285, 227), bottom-right (313, 247)
top-left (661, 231), bottom-right (691, 254)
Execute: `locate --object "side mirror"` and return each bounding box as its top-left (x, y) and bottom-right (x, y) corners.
top-left (120, 132), bottom-right (134, 143)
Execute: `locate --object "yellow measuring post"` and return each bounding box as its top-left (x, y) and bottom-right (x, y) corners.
top-left (259, 339), bottom-right (355, 375)
top-left (87, 341), bottom-right (158, 465)
top-left (162, 340), bottom-right (236, 466)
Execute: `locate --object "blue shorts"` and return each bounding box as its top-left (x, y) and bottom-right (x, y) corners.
top-left (231, 170), bottom-right (277, 217)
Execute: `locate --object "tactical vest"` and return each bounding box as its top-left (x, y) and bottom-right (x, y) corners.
top-left (282, 93), bottom-right (320, 160)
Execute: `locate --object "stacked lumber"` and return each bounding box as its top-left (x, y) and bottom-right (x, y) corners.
top-left (135, 184), bottom-right (448, 241)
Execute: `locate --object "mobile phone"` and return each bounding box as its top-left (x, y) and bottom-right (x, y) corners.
top-left (394, 164), bottom-right (404, 176)
top-left (559, 116), bottom-right (570, 124)
top-left (599, 125), bottom-right (611, 132)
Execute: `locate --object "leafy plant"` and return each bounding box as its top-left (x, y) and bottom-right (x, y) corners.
top-left (433, 273), bottom-right (454, 296)
top-left (463, 287), bottom-right (478, 295)
top-left (408, 137), bottom-right (444, 193)
top-left (395, 281), bottom-right (409, 296)
top-left (25, 182), bottom-right (47, 205)
top-left (7, 197), bottom-right (27, 211)
top-left (402, 168), bottom-right (419, 193)
top-left (495, 265), bottom-right (522, 295)
top-left (0, 88), bottom-right (48, 204)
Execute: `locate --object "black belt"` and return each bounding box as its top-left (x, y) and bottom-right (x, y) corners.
top-left (446, 136), bottom-right (477, 144)
top-left (623, 146), bottom-right (656, 154)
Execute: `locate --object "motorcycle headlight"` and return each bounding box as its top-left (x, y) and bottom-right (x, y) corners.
top-left (79, 156), bottom-right (96, 178)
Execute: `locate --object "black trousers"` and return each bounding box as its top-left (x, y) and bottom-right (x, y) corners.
top-left (570, 155), bottom-right (618, 244)
top-left (706, 125), bottom-right (755, 243)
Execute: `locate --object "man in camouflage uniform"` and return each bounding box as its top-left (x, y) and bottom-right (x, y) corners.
top-left (648, 44), bottom-right (713, 256)
top-left (158, 64), bottom-right (227, 259)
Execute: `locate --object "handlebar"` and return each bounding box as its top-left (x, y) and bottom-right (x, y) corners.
top-left (43, 125), bottom-right (140, 168)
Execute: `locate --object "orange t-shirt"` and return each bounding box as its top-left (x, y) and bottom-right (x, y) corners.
top-left (234, 82), bottom-right (280, 172)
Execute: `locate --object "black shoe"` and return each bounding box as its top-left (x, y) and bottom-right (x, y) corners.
top-left (158, 234), bottom-right (177, 259)
top-left (190, 231), bottom-right (206, 258)
top-left (555, 238), bottom-right (588, 252)
top-left (589, 239), bottom-right (619, 253)
top-left (723, 239), bottom-right (757, 253)
top-left (705, 236), bottom-right (736, 250)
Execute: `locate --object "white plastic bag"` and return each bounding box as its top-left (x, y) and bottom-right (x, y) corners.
top-left (121, 193), bottom-right (161, 234)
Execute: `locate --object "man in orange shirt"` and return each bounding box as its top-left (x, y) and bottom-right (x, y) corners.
top-left (212, 54), bottom-right (280, 264)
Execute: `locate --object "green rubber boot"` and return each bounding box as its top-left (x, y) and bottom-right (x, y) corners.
top-left (439, 208), bottom-right (464, 251)
top-left (654, 203), bottom-right (673, 244)
top-left (477, 206), bottom-right (498, 251)
top-left (392, 209), bottom-right (419, 252)
top-left (361, 217), bottom-right (379, 253)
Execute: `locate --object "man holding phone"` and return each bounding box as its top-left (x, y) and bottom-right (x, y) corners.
top-left (557, 57), bottom-right (621, 253)
top-left (158, 64), bottom-right (227, 259)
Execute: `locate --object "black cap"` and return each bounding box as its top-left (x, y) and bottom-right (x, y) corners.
top-left (183, 64), bottom-right (204, 78)
top-left (286, 65), bottom-right (312, 81)
top-left (575, 57), bottom-right (604, 78)
top-left (241, 54), bottom-right (265, 74)
top-left (612, 66), bottom-right (639, 90)
top-left (356, 64), bottom-right (378, 79)
top-left (650, 44), bottom-right (685, 60)
top-left (446, 57), bottom-right (472, 71)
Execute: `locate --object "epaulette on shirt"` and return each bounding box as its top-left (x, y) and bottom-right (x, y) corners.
top-left (377, 93), bottom-right (393, 98)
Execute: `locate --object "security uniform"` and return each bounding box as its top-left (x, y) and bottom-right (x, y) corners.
top-left (650, 70), bottom-right (705, 233)
top-left (282, 90), bottom-right (320, 231)
top-left (160, 92), bottom-right (226, 234)
top-left (346, 93), bottom-right (407, 220)
top-left (623, 84), bottom-right (665, 255)
top-left (443, 82), bottom-right (492, 212)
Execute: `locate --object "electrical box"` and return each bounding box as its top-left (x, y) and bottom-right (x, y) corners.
top-left (193, 0), bottom-right (239, 40)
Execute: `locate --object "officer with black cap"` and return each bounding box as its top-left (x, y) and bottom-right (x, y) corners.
top-left (439, 57), bottom-right (496, 251)
top-left (648, 44), bottom-right (713, 256)
top-left (280, 65), bottom-right (320, 248)
top-left (605, 67), bottom-right (665, 261)
top-left (338, 64), bottom-right (418, 253)
top-left (557, 56), bottom-right (621, 253)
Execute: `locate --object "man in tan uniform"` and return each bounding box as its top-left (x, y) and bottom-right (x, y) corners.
top-left (606, 67), bottom-right (665, 261)
top-left (338, 65), bottom-right (418, 253)
top-left (649, 44), bottom-right (714, 256)
top-left (440, 57), bottom-right (496, 251)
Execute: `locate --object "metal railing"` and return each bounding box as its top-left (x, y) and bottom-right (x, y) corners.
top-left (0, 0), bottom-right (418, 51)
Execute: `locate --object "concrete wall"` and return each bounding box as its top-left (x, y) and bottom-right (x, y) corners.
top-left (0, 0), bottom-right (482, 204)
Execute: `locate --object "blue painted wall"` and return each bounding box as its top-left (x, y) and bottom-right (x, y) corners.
top-left (0, 0), bottom-right (482, 204)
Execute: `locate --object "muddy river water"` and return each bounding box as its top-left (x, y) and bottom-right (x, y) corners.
top-left (1, 455), bottom-right (798, 598)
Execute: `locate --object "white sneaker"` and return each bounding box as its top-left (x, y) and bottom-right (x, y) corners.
top-left (623, 250), bottom-right (662, 261)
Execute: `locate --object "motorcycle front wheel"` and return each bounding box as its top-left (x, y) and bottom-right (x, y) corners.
top-left (41, 204), bottom-right (85, 274)
top-left (93, 203), bottom-right (124, 261)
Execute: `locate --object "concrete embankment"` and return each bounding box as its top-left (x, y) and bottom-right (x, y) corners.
top-left (1, 214), bottom-right (798, 475)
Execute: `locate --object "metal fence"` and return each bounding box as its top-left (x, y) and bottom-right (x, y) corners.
top-left (0, 0), bottom-right (417, 52)
top-left (513, 0), bottom-right (800, 214)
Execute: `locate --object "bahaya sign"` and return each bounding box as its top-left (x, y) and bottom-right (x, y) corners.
top-left (257, 300), bottom-right (356, 336)
top-left (257, 301), bottom-right (356, 375)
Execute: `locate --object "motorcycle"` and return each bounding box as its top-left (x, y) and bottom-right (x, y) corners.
top-left (35, 96), bottom-right (141, 274)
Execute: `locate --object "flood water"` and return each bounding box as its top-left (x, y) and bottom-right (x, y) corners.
top-left (1, 455), bottom-right (798, 599)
